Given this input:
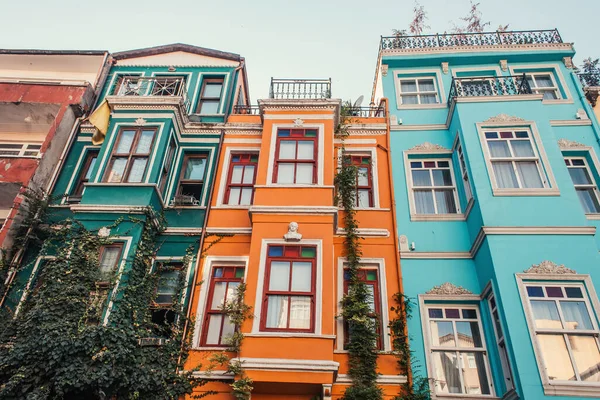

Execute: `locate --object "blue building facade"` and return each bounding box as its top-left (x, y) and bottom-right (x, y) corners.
top-left (373, 30), bottom-right (600, 399)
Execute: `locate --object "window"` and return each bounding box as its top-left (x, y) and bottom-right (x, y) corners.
top-left (456, 140), bottom-right (472, 201)
top-left (175, 155), bottom-right (207, 205)
top-left (398, 78), bottom-right (438, 104)
top-left (523, 283), bottom-right (600, 382)
top-left (274, 129), bottom-right (317, 184)
top-left (484, 129), bottom-right (545, 189)
top-left (425, 305), bottom-right (492, 395)
top-left (0, 143), bottom-right (42, 158)
top-left (526, 73), bottom-right (559, 100)
top-left (104, 128), bottom-right (156, 183)
top-left (225, 153), bottom-right (258, 206)
top-left (343, 268), bottom-right (382, 349)
top-left (98, 244), bottom-right (122, 281)
top-left (72, 150), bottom-right (99, 197)
top-left (197, 77), bottom-right (224, 115)
top-left (565, 157), bottom-right (600, 214)
top-left (152, 262), bottom-right (184, 326)
top-left (261, 245), bottom-right (316, 332)
top-left (345, 155), bottom-right (373, 207)
top-left (159, 138), bottom-right (176, 195)
top-left (409, 160), bottom-right (458, 214)
top-left (488, 294), bottom-right (514, 391)
top-left (201, 266), bottom-right (245, 346)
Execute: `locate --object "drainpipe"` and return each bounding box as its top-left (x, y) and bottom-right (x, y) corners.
top-left (179, 128), bottom-right (225, 365)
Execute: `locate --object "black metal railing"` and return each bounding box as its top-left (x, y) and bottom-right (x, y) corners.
top-left (448, 74), bottom-right (532, 105)
top-left (578, 73), bottom-right (600, 87)
top-left (269, 78), bottom-right (331, 100)
top-left (110, 76), bottom-right (190, 109)
top-left (381, 29), bottom-right (562, 51)
top-left (232, 105), bottom-right (261, 115)
top-left (346, 105), bottom-right (386, 118)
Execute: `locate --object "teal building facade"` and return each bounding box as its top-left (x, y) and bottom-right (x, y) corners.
top-left (373, 30), bottom-right (600, 399)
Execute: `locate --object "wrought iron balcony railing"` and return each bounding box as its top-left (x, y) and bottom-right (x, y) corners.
top-left (578, 73), bottom-right (600, 88)
top-left (232, 105), bottom-right (261, 115)
top-left (110, 76), bottom-right (190, 110)
top-left (269, 78), bottom-right (331, 100)
top-left (448, 74), bottom-right (533, 105)
top-left (381, 29), bottom-right (562, 51)
top-left (346, 105), bottom-right (386, 118)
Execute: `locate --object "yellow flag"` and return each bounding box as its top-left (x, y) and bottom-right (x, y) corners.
top-left (89, 100), bottom-right (111, 145)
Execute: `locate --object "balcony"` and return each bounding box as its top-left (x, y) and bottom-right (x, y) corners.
top-left (578, 73), bottom-right (600, 106)
top-left (380, 29), bottom-right (563, 51)
top-left (346, 104), bottom-right (386, 118)
top-left (269, 78), bottom-right (331, 100)
top-left (232, 105), bottom-right (261, 115)
top-left (107, 76), bottom-right (190, 110)
top-left (448, 74), bottom-right (533, 107)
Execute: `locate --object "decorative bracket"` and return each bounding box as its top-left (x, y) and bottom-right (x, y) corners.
top-left (499, 60), bottom-right (508, 71)
top-left (441, 62), bottom-right (449, 74)
top-left (563, 56), bottom-right (574, 69)
top-left (381, 64), bottom-right (389, 77)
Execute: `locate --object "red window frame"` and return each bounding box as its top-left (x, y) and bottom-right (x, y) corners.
top-left (201, 266), bottom-right (245, 346)
top-left (273, 128), bottom-right (318, 184)
top-left (260, 245), bottom-right (316, 333)
top-left (343, 268), bottom-right (383, 350)
top-left (347, 154), bottom-right (373, 207)
top-left (224, 153), bottom-right (259, 205)
top-left (73, 150), bottom-right (99, 196)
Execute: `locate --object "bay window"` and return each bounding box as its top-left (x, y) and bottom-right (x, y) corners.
top-left (104, 127), bottom-right (156, 183)
top-left (175, 155), bottom-right (207, 205)
top-left (225, 153), bottom-right (258, 206)
top-left (409, 159), bottom-right (458, 214)
top-left (565, 157), bottom-right (600, 214)
top-left (273, 129), bottom-right (317, 184)
top-left (487, 294), bottom-right (514, 391)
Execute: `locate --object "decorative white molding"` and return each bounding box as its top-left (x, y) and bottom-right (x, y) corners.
top-left (249, 206), bottom-right (338, 215)
top-left (400, 251), bottom-right (472, 259)
top-left (399, 235), bottom-right (409, 252)
top-left (293, 118), bottom-right (305, 127)
top-left (441, 62), bottom-right (449, 74)
top-left (524, 260), bottom-right (576, 275)
top-left (238, 357), bottom-right (339, 372)
top-left (336, 228), bottom-right (390, 237)
top-left (563, 56), bottom-right (574, 69)
top-left (550, 120), bottom-right (592, 127)
top-left (381, 64), bottom-right (388, 77)
top-left (558, 138), bottom-right (587, 149)
top-left (500, 59), bottom-right (508, 71)
top-left (336, 374), bottom-right (408, 384)
top-left (284, 222), bottom-right (302, 242)
top-left (426, 282), bottom-right (473, 295)
top-left (134, 117), bottom-right (147, 126)
top-left (483, 114), bottom-right (526, 124)
top-left (97, 227), bottom-right (111, 237)
top-left (408, 142), bottom-right (450, 152)
top-left (576, 108), bottom-right (589, 120)
top-left (190, 371), bottom-right (234, 380)
top-left (205, 227), bottom-right (252, 235)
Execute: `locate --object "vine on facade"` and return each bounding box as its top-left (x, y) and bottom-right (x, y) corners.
top-left (335, 102), bottom-right (382, 400)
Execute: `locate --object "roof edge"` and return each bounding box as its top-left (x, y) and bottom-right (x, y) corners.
top-left (112, 43), bottom-right (241, 62)
top-left (0, 49), bottom-right (108, 56)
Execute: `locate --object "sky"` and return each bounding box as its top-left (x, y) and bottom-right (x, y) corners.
top-left (1, 0), bottom-right (598, 102)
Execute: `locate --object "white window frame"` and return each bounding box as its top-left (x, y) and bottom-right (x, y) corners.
top-left (0, 142), bottom-right (42, 158)
top-left (422, 302), bottom-right (495, 397)
top-left (486, 291), bottom-right (514, 393)
top-left (404, 154), bottom-right (463, 221)
top-left (394, 69), bottom-right (446, 109)
top-left (565, 156), bottom-right (600, 214)
top-left (398, 77), bottom-right (439, 105)
top-left (508, 63), bottom-right (572, 104)
top-left (516, 273), bottom-right (600, 396)
top-left (476, 121), bottom-right (559, 196)
top-left (454, 136), bottom-right (473, 202)
top-left (526, 72), bottom-right (560, 100)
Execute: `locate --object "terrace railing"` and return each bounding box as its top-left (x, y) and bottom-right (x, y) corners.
top-left (110, 76), bottom-right (190, 110)
top-left (232, 105), bottom-right (261, 115)
top-left (346, 105), bottom-right (386, 118)
top-left (269, 78), bottom-right (331, 100)
top-left (448, 74), bottom-right (533, 106)
top-left (380, 29), bottom-right (562, 51)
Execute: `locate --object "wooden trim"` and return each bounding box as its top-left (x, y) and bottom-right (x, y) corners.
top-left (73, 149), bottom-right (99, 196)
top-left (103, 127), bottom-right (157, 183)
top-left (196, 77), bottom-right (225, 114)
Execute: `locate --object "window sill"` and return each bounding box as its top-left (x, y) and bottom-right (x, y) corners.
top-left (255, 184), bottom-right (334, 188)
top-left (434, 395), bottom-right (499, 400)
top-left (543, 382), bottom-right (600, 397)
top-left (542, 98), bottom-right (573, 105)
top-left (212, 205), bottom-right (251, 210)
top-left (165, 205), bottom-right (206, 210)
top-left (246, 333), bottom-right (336, 339)
top-left (586, 213), bottom-right (600, 220)
top-left (397, 103), bottom-right (447, 110)
top-left (410, 213), bottom-right (466, 221)
top-left (492, 188), bottom-right (560, 197)
top-left (192, 346), bottom-right (233, 351)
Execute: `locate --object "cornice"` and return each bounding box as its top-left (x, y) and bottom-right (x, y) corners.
top-left (381, 42), bottom-right (574, 57)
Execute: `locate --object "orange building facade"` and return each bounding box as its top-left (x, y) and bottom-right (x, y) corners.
top-left (184, 91), bottom-right (406, 399)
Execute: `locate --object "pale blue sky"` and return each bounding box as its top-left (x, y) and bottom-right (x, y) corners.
top-left (1, 0), bottom-right (598, 102)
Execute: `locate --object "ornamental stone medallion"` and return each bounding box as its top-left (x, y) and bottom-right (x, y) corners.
top-left (426, 282), bottom-right (473, 295)
top-left (98, 227), bottom-right (111, 237)
top-left (483, 114), bottom-right (526, 124)
top-left (557, 138), bottom-right (586, 149)
top-left (409, 142), bottom-right (449, 151)
top-left (523, 260), bottom-right (576, 274)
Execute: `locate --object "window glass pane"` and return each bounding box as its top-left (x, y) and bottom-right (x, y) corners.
top-left (535, 75), bottom-right (554, 88)
top-left (531, 300), bottom-right (562, 329)
top-left (538, 334), bottom-right (576, 380)
top-left (289, 296), bottom-right (311, 329)
top-left (221, 316), bottom-right (235, 345)
top-left (492, 162), bottom-right (519, 188)
top-left (200, 100), bottom-right (219, 115)
top-left (99, 247), bottom-right (120, 275)
top-left (462, 309), bottom-right (477, 319)
top-left (432, 352), bottom-right (462, 394)
top-left (565, 287), bottom-right (584, 299)
top-left (516, 161), bottom-right (543, 188)
top-left (127, 158), bottom-right (147, 183)
top-left (266, 295), bottom-right (288, 328)
top-left (511, 140), bottom-right (535, 157)
top-left (85, 157), bottom-right (97, 180)
top-left (184, 158), bottom-right (206, 180)
top-left (546, 287), bottom-right (564, 298)
top-left (415, 190), bottom-right (435, 214)
top-left (228, 187), bottom-right (240, 205)
top-left (240, 188), bottom-right (253, 205)
top-left (527, 286), bottom-right (544, 297)
top-left (135, 131), bottom-right (154, 154)
top-left (461, 352), bottom-right (491, 395)
top-left (432, 169), bottom-right (452, 186)
top-left (231, 165), bottom-right (243, 184)
top-left (401, 80), bottom-right (417, 92)
top-left (420, 94), bottom-right (437, 104)
top-left (429, 308), bottom-right (443, 318)
top-left (456, 321), bottom-right (483, 348)
top-left (115, 130), bottom-right (135, 153)
top-left (418, 79), bottom-right (435, 92)
top-left (206, 314), bottom-right (223, 345)
top-left (358, 190), bottom-right (370, 207)
top-left (242, 166), bottom-right (255, 184)
top-left (488, 141), bottom-right (511, 157)
top-left (357, 167), bottom-right (369, 186)
top-left (301, 247), bottom-right (316, 258)
top-left (210, 282), bottom-right (227, 309)
top-left (156, 270), bottom-right (179, 304)
top-left (279, 141), bottom-right (296, 159)
top-left (569, 167), bottom-right (593, 185)
top-left (107, 158), bottom-right (128, 182)
top-left (296, 164), bottom-right (313, 184)
top-left (226, 281), bottom-right (240, 305)
top-left (203, 82), bottom-right (223, 98)
top-left (268, 246), bottom-right (283, 257)
top-left (577, 189), bottom-right (600, 213)
top-left (435, 190), bottom-right (457, 214)
top-left (297, 141), bottom-right (314, 160)
top-left (291, 262), bottom-right (311, 292)
top-left (269, 261), bottom-right (290, 291)
top-left (568, 335), bottom-right (600, 382)
top-left (446, 309), bottom-right (460, 318)
top-left (560, 301), bottom-right (593, 330)
top-left (542, 90), bottom-right (558, 100)
top-left (366, 284), bottom-right (376, 312)
top-left (412, 170), bottom-right (431, 186)
top-left (276, 163), bottom-right (294, 184)
top-left (401, 95), bottom-right (418, 104)
top-left (430, 321), bottom-right (456, 347)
